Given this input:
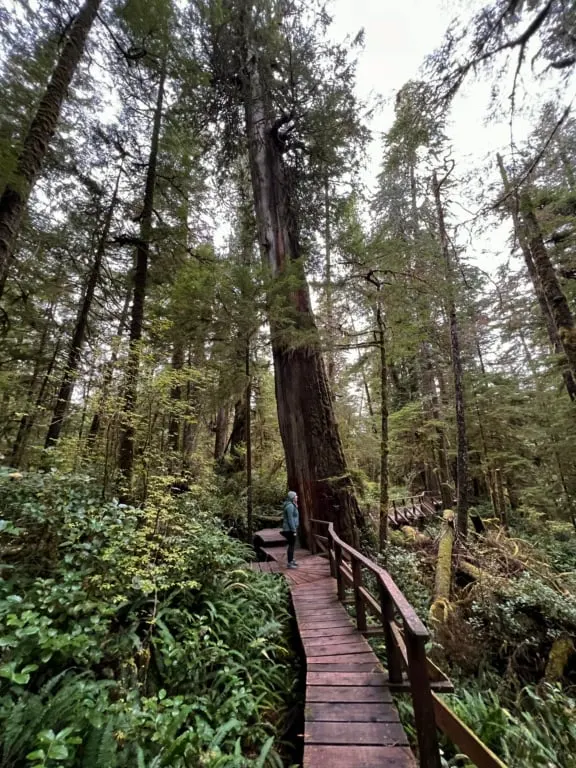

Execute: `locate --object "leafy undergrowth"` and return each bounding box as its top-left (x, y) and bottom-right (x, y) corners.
top-left (0, 468), bottom-right (298, 768)
top-left (383, 515), bottom-right (576, 767)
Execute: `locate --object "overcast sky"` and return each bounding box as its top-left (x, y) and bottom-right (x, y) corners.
top-left (327, 0), bottom-right (547, 274)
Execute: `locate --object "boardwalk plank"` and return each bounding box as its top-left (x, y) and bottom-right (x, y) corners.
top-left (307, 652), bottom-right (377, 664)
top-left (305, 721), bottom-right (408, 745)
top-left (306, 702), bottom-right (400, 722)
top-left (304, 746), bottom-right (416, 767)
top-left (253, 528), bottom-right (414, 768)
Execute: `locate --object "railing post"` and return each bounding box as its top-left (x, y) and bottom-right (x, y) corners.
top-left (329, 534), bottom-right (336, 578)
top-left (309, 519), bottom-right (317, 555)
top-left (379, 581), bottom-right (403, 684)
top-left (351, 555), bottom-right (367, 632)
top-left (334, 541), bottom-right (346, 602)
top-left (404, 627), bottom-right (441, 768)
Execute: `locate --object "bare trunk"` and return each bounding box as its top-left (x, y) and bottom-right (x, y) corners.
top-left (213, 405), bottom-right (229, 461)
top-left (433, 171), bottom-right (469, 538)
top-left (117, 59), bottom-right (166, 500)
top-left (245, 343), bottom-right (253, 539)
top-left (420, 342), bottom-right (452, 507)
top-left (324, 177), bottom-right (335, 385)
top-left (87, 289), bottom-right (131, 447)
top-left (168, 340), bottom-right (185, 454)
top-left (228, 397), bottom-right (248, 470)
top-left (376, 301), bottom-right (388, 552)
top-left (15, 334), bottom-right (63, 465)
top-left (45, 164), bottom-right (122, 448)
top-left (9, 315), bottom-right (54, 466)
top-left (497, 154), bottom-right (576, 400)
top-left (243, 45), bottom-right (366, 546)
top-left (0, 0), bottom-right (101, 298)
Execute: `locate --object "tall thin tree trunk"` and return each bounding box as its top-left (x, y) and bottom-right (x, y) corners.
top-left (213, 405), bottom-right (229, 461)
top-left (433, 171), bottom-right (469, 538)
top-left (376, 300), bottom-right (388, 552)
top-left (15, 334), bottom-right (63, 466)
top-left (420, 341), bottom-right (452, 507)
top-left (9, 311), bottom-right (55, 466)
top-left (243, 44), bottom-right (366, 546)
top-left (117, 59), bottom-right (166, 500)
top-left (87, 288), bottom-right (131, 447)
top-left (497, 154), bottom-right (576, 400)
top-left (45, 163), bottom-right (122, 448)
top-left (245, 342), bottom-right (253, 540)
top-left (168, 340), bottom-right (184, 455)
top-left (0, 0), bottom-right (102, 298)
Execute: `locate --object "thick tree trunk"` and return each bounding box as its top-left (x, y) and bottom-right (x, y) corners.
top-left (497, 154), bottom-right (576, 400)
top-left (520, 194), bottom-right (576, 379)
top-left (243, 48), bottom-right (366, 546)
top-left (433, 171), bottom-right (469, 538)
top-left (45, 164), bottom-right (122, 448)
top-left (0, 0), bottom-right (101, 298)
top-left (117, 60), bottom-right (166, 500)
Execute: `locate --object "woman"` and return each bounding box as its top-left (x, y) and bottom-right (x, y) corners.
top-left (282, 490), bottom-right (299, 568)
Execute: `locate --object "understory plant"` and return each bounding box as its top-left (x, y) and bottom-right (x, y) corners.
top-left (0, 468), bottom-right (297, 767)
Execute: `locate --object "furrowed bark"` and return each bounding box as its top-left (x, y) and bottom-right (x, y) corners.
top-left (0, 0), bottom-right (102, 298)
top-left (497, 154), bottom-right (576, 400)
top-left (242, 45), bottom-right (366, 546)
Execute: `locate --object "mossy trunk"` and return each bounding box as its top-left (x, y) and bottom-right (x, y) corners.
top-left (243, 47), bottom-right (366, 546)
top-left (429, 510), bottom-right (454, 624)
top-left (0, 0), bottom-right (101, 298)
top-left (545, 635), bottom-right (573, 682)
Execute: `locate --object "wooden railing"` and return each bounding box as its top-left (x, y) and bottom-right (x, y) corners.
top-left (310, 519), bottom-right (507, 768)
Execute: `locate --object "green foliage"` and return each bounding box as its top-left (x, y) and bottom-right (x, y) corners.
top-left (445, 683), bottom-right (576, 768)
top-left (0, 468), bottom-right (297, 767)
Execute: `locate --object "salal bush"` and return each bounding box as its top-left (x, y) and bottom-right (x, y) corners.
top-left (0, 468), bottom-right (296, 767)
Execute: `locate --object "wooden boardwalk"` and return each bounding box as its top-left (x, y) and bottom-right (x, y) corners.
top-left (253, 532), bottom-right (415, 767)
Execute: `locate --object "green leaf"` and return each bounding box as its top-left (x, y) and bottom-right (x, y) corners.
top-left (47, 743), bottom-right (68, 760)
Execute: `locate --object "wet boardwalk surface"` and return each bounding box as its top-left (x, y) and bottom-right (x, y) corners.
top-left (252, 531), bottom-right (415, 767)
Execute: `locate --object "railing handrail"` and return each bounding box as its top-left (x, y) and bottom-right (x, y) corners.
top-left (308, 517), bottom-right (508, 768)
top-left (310, 518), bottom-right (429, 638)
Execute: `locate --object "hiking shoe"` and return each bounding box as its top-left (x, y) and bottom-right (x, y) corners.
top-left (287, 562), bottom-right (298, 569)
top-left (289, 560), bottom-right (298, 567)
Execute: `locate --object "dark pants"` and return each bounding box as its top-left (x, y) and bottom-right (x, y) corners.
top-left (284, 531), bottom-right (296, 563)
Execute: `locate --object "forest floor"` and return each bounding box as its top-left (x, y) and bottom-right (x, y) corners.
top-left (378, 509), bottom-right (576, 767)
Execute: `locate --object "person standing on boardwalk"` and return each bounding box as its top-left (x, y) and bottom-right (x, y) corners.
top-left (282, 491), bottom-right (299, 568)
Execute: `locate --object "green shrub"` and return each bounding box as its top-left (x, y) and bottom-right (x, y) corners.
top-left (0, 468), bottom-right (297, 767)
